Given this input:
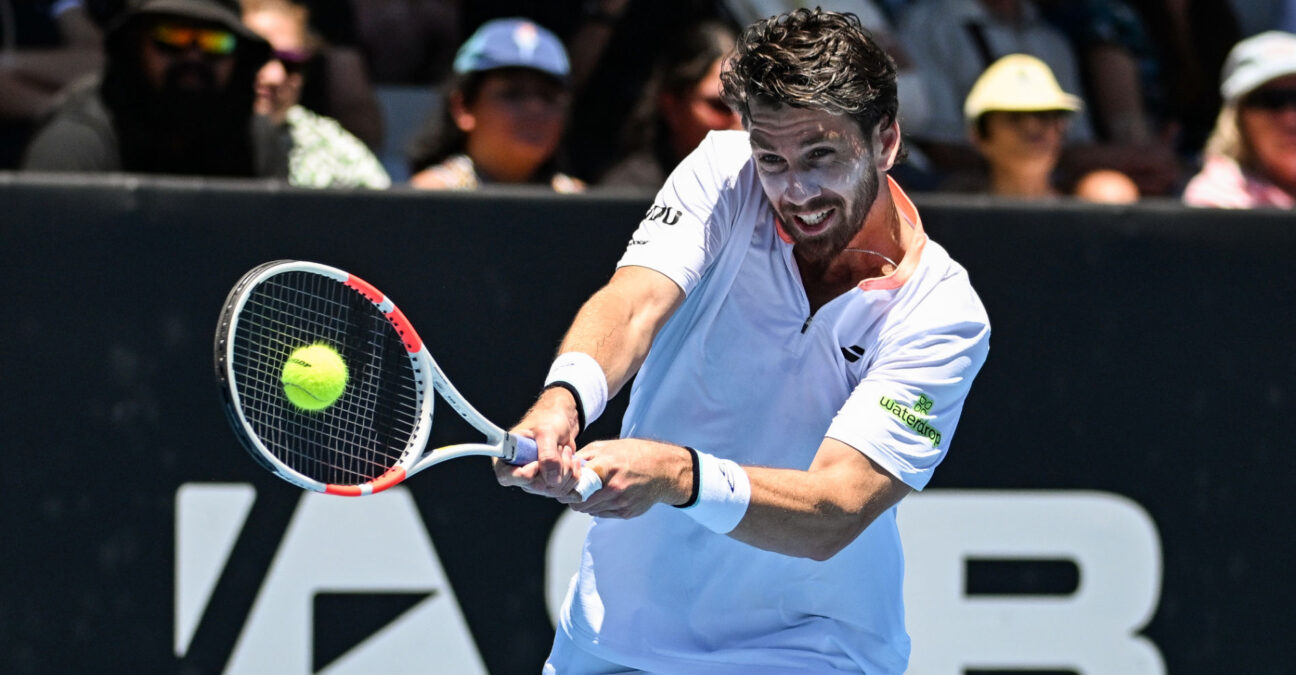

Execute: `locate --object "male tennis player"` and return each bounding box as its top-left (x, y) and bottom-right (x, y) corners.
top-left (497, 9), bottom-right (990, 673)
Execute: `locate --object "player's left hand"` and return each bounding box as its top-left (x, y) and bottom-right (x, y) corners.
top-left (560, 439), bottom-right (692, 518)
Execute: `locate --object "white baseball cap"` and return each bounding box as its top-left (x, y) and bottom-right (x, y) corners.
top-left (1220, 31), bottom-right (1296, 104)
top-left (963, 54), bottom-right (1082, 122)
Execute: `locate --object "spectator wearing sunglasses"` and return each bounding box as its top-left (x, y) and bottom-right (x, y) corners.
top-left (596, 20), bottom-right (742, 190)
top-left (241, 0), bottom-right (388, 188)
top-left (1184, 31), bottom-right (1296, 208)
top-left (22, 0), bottom-right (287, 177)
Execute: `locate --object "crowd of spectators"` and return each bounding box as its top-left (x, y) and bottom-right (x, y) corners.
top-left (2, 0), bottom-right (1294, 208)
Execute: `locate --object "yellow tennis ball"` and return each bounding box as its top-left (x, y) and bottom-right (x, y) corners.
top-left (281, 343), bottom-right (348, 412)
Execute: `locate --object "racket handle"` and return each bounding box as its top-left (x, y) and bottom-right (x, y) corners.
top-left (512, 435), bottom-right (539, 465)
top-left (510, 436), bottom-right (603, 501)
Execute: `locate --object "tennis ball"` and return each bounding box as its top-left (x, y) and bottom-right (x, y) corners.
top-left (281, 343), bottom-right (348, 412)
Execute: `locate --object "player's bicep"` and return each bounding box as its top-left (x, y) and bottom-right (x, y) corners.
top-left (564, 265), bottom-right (684, 395)
top-left (601, 265), bottom-right (686, 337)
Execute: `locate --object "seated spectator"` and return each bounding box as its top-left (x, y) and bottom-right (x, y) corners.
top-left (1184, 31), bottom-right (1296, 209)
top-left (957, 53), bottom-right (1140, 202)
top-left (899, 0), bottom-right (1095, 153)
top-left (406, 18), bottom-right (583, 192)
top-left (557, 0), bottom-right (727, 181)
top-left (241, 0), bottom-right (389, 188)
top-left (22, 0), bottom-right (287, 177)
top-left (899, 0), bottom-right (1179, 194)
top-left (0, 0), bottom-right (104, 168)
top-left (597, 20), bottom-right (741, 189)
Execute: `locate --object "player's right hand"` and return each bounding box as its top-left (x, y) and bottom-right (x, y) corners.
top-left (494, 386), bottom-right (584, 497)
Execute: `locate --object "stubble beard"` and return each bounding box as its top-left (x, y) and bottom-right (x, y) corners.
top-left (786, 166), bottom-right (881, 265)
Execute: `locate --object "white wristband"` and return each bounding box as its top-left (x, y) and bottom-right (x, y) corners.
top-left (544, 352), bottom-right (608, 429)
top-left (681, 449), bottom-right (751, 534)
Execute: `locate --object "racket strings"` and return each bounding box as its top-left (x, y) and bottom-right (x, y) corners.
top-left (231, 271), bottom-right (426, 485)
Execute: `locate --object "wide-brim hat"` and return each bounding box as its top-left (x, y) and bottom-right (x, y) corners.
top-left (964, 54), bottom-right (1082, 122)
top-left (1220, 31), bottom-right (1296, 104)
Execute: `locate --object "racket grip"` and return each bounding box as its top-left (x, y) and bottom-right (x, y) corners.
top-left (509, 436), bottom-right (603, 501)
top-left (512, 435), bottom-right (539, 465)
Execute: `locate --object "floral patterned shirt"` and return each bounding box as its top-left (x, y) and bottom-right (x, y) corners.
top-left (284, 105), bottom-right (390, 189)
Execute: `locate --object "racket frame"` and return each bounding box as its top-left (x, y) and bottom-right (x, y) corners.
top-left (215, 260), bottom-right (530, 496)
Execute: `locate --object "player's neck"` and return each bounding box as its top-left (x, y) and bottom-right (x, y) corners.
top-left (798, 186), bottom-right (907, 310)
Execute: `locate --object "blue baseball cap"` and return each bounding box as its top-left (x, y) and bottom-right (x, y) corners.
top-left (453, 18), bottom-right (570, 81)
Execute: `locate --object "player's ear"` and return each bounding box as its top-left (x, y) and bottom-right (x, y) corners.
top-left (449, 90), bottom-right (475, 133)
top-left (877, 119), bottom-right (901, 172)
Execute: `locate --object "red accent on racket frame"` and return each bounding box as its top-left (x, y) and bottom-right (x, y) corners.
top-left (324, 467), bottom-right (407, 496)
top-left (344, 274), bottom-right (422, 353)
top-left (384, 304), bottom-right (422, 353)
top-left (344, 274), bottom-right (384, 305)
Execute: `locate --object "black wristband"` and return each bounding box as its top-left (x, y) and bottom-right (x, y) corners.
top-left (543, 381), bottom-right (586, 433)
top-left (673, 446), bottom-right (701, 508)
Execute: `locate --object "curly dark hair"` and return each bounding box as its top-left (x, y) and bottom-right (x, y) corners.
top-left (720, 9), bottom-right (898, 136)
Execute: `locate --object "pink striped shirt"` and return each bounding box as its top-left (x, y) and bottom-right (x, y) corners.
top-left (1183, 156), bottom-right (1295, 209)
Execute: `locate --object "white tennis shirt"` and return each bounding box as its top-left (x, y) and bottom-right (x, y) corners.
top-left (557, 131), bottom-right (990, 673)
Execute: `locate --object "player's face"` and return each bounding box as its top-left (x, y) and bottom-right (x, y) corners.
top-left (245, 8), bottom-right (309, 125)
top-left (1239, 75), bottom-right (1296, 190)
top-left (747, 100), bottom-right (889, 262)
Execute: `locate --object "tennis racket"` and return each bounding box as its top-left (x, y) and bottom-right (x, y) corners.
top-left (214, 259), bottom-right (603, 498)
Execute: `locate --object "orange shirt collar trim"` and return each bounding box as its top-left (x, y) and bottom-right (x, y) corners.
top-left (773, 176), bottom-right (926, 291)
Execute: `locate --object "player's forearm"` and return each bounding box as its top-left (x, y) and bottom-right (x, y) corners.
top-left (572, 439), bottom-right (909, 555)
top-left (559, 287), bottom-right (651, 397)
top-left (730, 465), bottom-right (909, 560)
top-left (557, 267), bottom-right (683, 399)
top-left (716, 441), bottom-right (910, 560)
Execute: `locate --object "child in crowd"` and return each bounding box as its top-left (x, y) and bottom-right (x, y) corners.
top-left (406, 18), bottom-right (583, 192)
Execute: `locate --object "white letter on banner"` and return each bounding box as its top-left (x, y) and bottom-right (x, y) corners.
top-left (175, 483), bottom-right (256, 657)
top-left (222, 487), bottom-right (486, 674)
top-left (900, 490), bottom-right (1165, 674)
